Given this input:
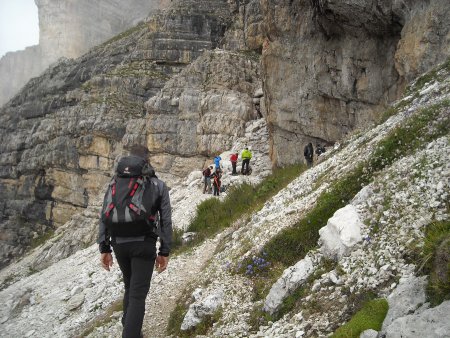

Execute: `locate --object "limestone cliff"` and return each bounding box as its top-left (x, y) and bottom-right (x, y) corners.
top-left (0, 0), bottom-right (169, 107)
top-left (0, 0), bottom-right (237, 268)
top-left (260, 0), bottom-right (450, 165)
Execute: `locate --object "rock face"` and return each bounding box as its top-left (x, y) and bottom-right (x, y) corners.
top-left (260, 0), bottom-right (450, 165)
top-left (133, 49), bottom-right (261, 176)
top-left (0, 0), bottom-right (170, 107)
top-left (0, 0), bottom-right (246, 268)
top-left (383, 300), bottom-right (450, 338)
top-left (381, 276), bottom-right (428, 331)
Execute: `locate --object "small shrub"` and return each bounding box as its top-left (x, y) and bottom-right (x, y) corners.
top-left (332, 298), bottom-right (388, 338)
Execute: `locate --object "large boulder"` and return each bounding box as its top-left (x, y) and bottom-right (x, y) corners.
top-left (382, 275), bottom-right (428, 331)
top-left (319, 204), bottom-right (363, 260)
top-left (263, 256), bottom-right (315, 315)
top-left (383, 300), bottom-right (450, 337)
top-left (181, 289), bottom-right (224, 331)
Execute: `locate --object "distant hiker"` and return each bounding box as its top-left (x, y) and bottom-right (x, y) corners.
top-left (304, 142), bottom-right (314, 168)
top-left (316, 144), bottom-right (326, 156)
top-left (203, 165), bottom-right (213, 194)
top-left (230, 152), bottom-right (238, 175)
top-left (98, 145), bottom-right (173, 338)
top-left (214, 155), bottom-right (222, 172)
top-left (211, 168), bottom-right (222, 196)
top-left (241, 147), bottom-right (252, 175)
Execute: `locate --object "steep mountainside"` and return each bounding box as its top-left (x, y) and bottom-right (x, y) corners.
top-left (0, 59), bottom-right (448, 338)
top-left (0, 1), bottom-right (449, 336)
top-left (0, 0), bottom-right (244, 268)
top-left (1, 0), bottom-right (449, 279)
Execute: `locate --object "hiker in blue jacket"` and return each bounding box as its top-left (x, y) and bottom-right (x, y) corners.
top-left (214, 155), bottom-right (222, 172)
top-left (98, 145), bottom-right (173, 338)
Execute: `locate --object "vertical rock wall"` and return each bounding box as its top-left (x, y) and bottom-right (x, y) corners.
top-left (260, 0), bottom-right (450, 165)
top-left (0, 0), bottom-right (235, 269)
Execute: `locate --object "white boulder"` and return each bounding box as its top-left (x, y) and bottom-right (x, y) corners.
top-left (181, 289), bottom-right (224, 331)
top-left (384, 300), bottom-right (450, 337)
top-left (319, 204), bottom-right (363, 260)
top-left (360, 329), bottom-right (378, 338)
top-left (382, 275), bottom-right (428, 330)
top-left (263, 256), bottom-right (315, 315)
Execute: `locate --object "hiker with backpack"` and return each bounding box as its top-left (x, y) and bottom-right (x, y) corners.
top-left (316, 143), bottom-right (326, 156)
top-left (241, 147), bottom-right (252, 175)
top-left (202, 165), bottom-right (213, 194)
top-left (304, 142), bottom-right (314, 168)
top-left (230, 152), bottom-right (238, 175)
top-left (211, 167), bottom-right (222, 196)
top-left (214, 155), bottom-right (222, 172)
top-left (98, 146), bottom-right (173, 338)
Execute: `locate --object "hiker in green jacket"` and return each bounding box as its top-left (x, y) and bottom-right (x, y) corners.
top-left (241, 147), bottom-right (252, 175)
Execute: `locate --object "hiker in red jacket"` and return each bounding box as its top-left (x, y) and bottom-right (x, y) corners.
top-left (230, 152), bottom-right (238, 175)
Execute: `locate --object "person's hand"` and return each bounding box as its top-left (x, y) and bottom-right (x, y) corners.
top-left (155, 255), bottom-right (169, 273)
top-left (100, 253), bottom-right (113, 271)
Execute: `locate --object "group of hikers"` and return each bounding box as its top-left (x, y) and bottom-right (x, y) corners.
top-left (202, 147), bottom-right (253, 196)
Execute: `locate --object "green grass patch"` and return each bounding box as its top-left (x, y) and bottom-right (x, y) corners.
top-left (332, 298), bottom-right (388, 338)
top-left (167, 301), bottom-right (189, 337)
top-left (419, 220), bottom-right (450, 306)
top-left (172, 164), bottom-right (305, 254)
top-left (263, 163), bottom-right (368, 267)
top-left (378, 96), bottom-right (414, 124)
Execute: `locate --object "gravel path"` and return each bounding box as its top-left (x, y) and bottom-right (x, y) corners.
top-left (142, 238), bottom-right (219, 337)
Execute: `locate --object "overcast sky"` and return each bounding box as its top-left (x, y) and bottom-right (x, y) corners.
top-left (0, 0), bottom-right (39, 58)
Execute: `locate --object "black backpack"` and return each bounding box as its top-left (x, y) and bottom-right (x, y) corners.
top-left (101, 156), bottom-right (160, 237)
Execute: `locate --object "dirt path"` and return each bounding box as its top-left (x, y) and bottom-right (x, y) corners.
top-left (142, 238), bottom-right (218, 337)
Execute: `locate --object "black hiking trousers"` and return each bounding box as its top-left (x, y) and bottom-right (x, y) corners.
top-left (241, 158), bottom-right (250, 174)
top-left (112, 237), bottom-right (157, 338)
